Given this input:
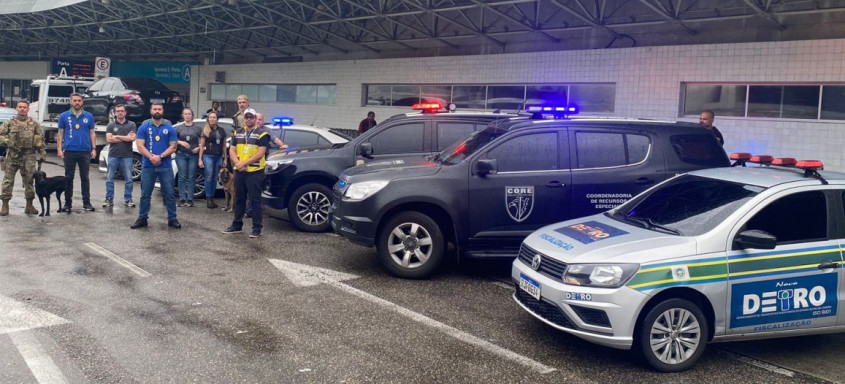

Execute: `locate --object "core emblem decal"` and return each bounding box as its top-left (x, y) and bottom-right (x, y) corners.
top-left (506, 186), bottom-right (534, 223)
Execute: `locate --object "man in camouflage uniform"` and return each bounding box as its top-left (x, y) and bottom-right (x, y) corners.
top-left (0, 100), bottom-right (46, 216)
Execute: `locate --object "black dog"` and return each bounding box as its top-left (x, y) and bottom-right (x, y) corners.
top-left (34, 170), bottom-right (67, 216)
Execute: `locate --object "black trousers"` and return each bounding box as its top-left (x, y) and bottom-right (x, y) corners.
top-left (64, 151), bottom-right (91, 206)
top-left (232, 170), bottom-right (264, 231)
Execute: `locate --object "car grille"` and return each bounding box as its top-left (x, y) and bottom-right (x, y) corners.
top-left (569, 304), bottom-right (611, 327)
top-left (514, 287), bottom-right (576, 329)
top-left (517, 245), bottom-right (567, 282)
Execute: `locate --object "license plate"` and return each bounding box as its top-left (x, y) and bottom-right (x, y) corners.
top-left (519, 273), bottom-right (541, 300)
top-left (150, 98), bottom-right (165, 104)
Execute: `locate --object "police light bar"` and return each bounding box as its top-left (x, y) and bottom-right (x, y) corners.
top-left (272, 116), bottom-right (293, 126)
top-left (412, 103), bottom-right (442, 112)
top-left (750, 155), bottom-right (774, 165)
top-left (796, 160), bottom-right (823, 170)
top-left (772, 158), bottom-right (797, 166)
top-left (525, 105), bottom-right (579, 114)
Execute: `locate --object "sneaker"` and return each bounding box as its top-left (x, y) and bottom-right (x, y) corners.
top-left (187, 201), bottom-right (195, 207)
top-left (60, 205), bottom-right (72, 213)
top-left (125, 200), bottom-right (136, 208)
top-left (178, 200), bottom-right (187, 207)
top-left (83, 203), bottom-right (95, 212)
top-left (103, 199), bottom-right (113, 207)
top-left (249, 230), bottom-right (261, 238)
top-left (222, 226), bottom-right (242, 234)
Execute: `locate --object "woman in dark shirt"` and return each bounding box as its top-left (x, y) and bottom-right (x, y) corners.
top-left (198, 111), bottom-right (227, 209)
top-left (175, 108), bottom-right (202, 207)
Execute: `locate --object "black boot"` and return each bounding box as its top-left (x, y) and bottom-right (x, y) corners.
top-left (130, 218), bottom-right (148, 229)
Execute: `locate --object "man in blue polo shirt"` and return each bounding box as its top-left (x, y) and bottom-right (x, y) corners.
top-left (130, 103), bottom-right (181, 229)
top-left (57, 93), bottom-right (97, 212)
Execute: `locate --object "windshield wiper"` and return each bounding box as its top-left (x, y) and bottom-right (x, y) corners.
top-left (622, 215), bottom-right (681, 235)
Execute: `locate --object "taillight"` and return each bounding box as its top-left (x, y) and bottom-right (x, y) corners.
top-left (123, 93), bottom-right (143, 104)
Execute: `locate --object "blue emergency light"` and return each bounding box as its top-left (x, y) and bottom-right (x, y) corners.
top-left (273, 116), bottom-right (294, 126)
top-left (525, 104), bottom-right (578, 119)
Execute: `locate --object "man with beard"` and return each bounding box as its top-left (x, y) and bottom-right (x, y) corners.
top-left (130, 103), bottom-right (181, 229)
top-left (57, 93), bottom-right (97, 212)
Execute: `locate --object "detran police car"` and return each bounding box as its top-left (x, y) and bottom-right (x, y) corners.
top-left (513, 154), bottom-right (845, 372)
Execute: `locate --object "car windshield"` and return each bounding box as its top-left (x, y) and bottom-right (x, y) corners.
top-left (608, 174), bottom-right (764, 236)
top-left (439, 125), bottom-right (507, 165)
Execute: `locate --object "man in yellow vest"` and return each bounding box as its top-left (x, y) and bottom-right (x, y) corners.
top-left (222, 108), bottom-right (270, 238)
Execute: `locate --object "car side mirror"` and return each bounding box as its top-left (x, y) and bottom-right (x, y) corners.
top-left (733, 229), bottom-right (777, 250)
top-left (474, 159), bottom-right (498, 177)
top-left (358, 142), bottom-right (374, 159)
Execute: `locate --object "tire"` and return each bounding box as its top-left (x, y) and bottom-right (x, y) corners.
top-left (637, 298), bottom-right (709, 372)
top-left (131, 154), bottom-right (142, 182)
top-left (288, 183), bottom-right (333, 232)
top-left (194, 172), bottom-right (206, 199)
top-left (376, 211), bottom-right (445, 279)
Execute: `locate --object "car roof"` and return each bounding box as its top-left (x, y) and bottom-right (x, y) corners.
top-left (684, 165), bottom-right (845, 188)
top-left (263, 124), bottom-right (349, 144)
top-left (495, 116), bottom-right (706, 133)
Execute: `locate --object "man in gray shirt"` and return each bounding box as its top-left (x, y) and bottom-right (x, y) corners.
top-left (104, 104), bottom-right (137, 207)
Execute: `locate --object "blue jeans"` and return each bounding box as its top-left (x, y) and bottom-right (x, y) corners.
top-left (106, 157), bottom-right (134, 202)
top-left (139, 166), bottom-right (177, 220)
top-left (175, 152), bottom-right (198, 201)
top-left (202, 154), bottom-right (223, 198)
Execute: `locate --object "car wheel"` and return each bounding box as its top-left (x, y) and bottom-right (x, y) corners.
top-left (131, 154), bottom-right (142, 182)
top-left (376, 211), bottom-right (445, 279)
top-left (288, 183), bottom-right (332, 232)
top-left (638, 298), bottom-right (708, 372)
top-left (194, 172), bottom-right (206, 199)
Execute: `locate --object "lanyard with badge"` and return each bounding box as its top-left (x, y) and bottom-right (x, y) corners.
top-left (243, 128), bottom-right (254, 156)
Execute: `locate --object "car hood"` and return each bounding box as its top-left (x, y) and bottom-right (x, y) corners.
top-left (523, 214), bottom-right (697, 265)
top-left (342, 156), bottom-right (441, 180)
top-left (266, 146), bottom-right (336, 161)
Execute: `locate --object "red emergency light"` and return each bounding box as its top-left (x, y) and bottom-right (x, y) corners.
top-left (412, 103), bottom-right (442, 112)
top-left (750, 155), bottom-right (774, 165)
top-left (796, 160), bottom-right (823, 170)
top-left (772, 158), bottom-right (797, 166)
top-left (730, 153), bottom-right (752, 161)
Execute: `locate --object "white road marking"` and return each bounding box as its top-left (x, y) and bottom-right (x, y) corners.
top-left (84, 243), bottom-right (151, 277)
top-left (8, 331), bottom-right (69, 384)
top-left (717, 349), bottom-right (795, 377)
top-left (269, 259), bottom-right (556, 374)
top-left (0, 295), bottom-right (71, 335)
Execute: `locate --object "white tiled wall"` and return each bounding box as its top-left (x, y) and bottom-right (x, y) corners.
top-left (189, 38), bottom-right (844, 168)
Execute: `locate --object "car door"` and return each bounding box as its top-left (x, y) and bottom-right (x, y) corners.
top-left (356, 121), bottom-right (428, 164)
top-left (568, 129), bottom-right (660, 219)
top-left (465, 129), bottom-right (571, 253)
top-left (725, 189), bottom-right (843, 335)
top-left (84, 78), bottom-right (110, 119)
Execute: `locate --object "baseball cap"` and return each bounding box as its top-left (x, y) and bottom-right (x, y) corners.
top-left (243, 108), bottom-right (257, 117)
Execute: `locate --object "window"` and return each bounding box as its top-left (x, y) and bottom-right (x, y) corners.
top-left (486, 132), bottom-right (557, 172)
top-left (87, 79), bottom-right (104, 92)
top-left (669, 134), bottom-right (729, 167)
top-left (743, 191), bottom-right (827, 244)
top-left (575, 132), bottom-right (626, 169)
top-left (282, 130), bottom-right (321, 148)
top-left (364, 83), bottom-right (615, 112)
top-left (627, 134), bottom-right (650, 164)
top-left (436, 122), bottom-right (480, 151)
top-left (208, 83), bottom-right (336, 105)
top-left (683, 82), bottom-right (845, 121)
top-left (368, 123), bottom-right (425, 154)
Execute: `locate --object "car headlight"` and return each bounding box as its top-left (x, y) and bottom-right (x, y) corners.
top-left (563, 264), bottom-right (639, 288)
top-left (266, 159), bottom-right (294, 173)
top-left (344, 180), bottom-right (389, 201)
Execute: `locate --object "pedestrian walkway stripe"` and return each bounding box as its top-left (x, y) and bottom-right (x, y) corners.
top-left (9, 331), bottom-right (69, 384)
top-left (84, 243), bottom-right (152, 277)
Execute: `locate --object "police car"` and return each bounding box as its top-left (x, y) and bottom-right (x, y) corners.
top-left (331, 106), bottom-right (730, 279)
top-left (263, 103), bottom-right (521, 232)
top-left (0, 106), bottom-right (17, 159)
top-left (512, 154), bottom-right (845, 372)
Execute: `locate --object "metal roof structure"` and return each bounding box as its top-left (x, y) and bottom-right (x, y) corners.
top-left (1, 0), bottom-right (844, 63)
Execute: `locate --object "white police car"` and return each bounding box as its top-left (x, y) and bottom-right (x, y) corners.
top-left (513, 154), bottom-right (845, 372)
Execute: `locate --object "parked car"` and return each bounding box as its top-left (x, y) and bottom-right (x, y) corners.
top-left (263, 103), bottom-right (523, 233)
top-left (83, 77), bottom-right (183, 124)
top-left (512, 155), bottom-right (844, 372)
top-left (331, 112), bottom-right (730, 278)
top-left (0, 106), bottom-right (17, 159)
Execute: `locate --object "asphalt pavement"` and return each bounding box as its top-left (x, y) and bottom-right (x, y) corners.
top-left (0, 153), bottom-right (839, 383)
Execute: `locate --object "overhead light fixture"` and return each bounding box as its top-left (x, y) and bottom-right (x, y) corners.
top-left (99, 26), bottom-right (105, 33)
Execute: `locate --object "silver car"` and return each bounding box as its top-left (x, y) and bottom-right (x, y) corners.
top-left (512, 155), bottom-right (845, 372)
